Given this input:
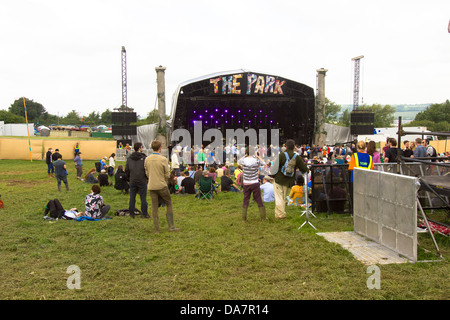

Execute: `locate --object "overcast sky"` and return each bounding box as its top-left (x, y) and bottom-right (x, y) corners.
top-left (0, 0), bottom-right (449, 120)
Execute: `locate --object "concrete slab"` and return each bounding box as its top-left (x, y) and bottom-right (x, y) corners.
top-left (317, 231), bottom-right (412, 265)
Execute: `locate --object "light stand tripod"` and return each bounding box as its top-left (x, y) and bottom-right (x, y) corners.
top-left (299, 174), bottom-right (316, 230)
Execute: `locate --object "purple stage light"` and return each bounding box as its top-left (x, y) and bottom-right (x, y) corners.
top-left (254, 115), bottom-right (257, 118)
top-left (193, 111), bottom-right (196, 113)
top-left (259, 110), bottom-right (262, 112)
top-left (225, 109), bottom-right (228, 113)
top-left (221, 114), bottom-right (224, 117)
top-left (210, 115), bottom-right (213, 118)
top-left (215, 120), bottom-right (218, 124)
top-left (205, 121), bottom-right (208, 124)
top-left (238, 120), bottom-right (241, 123)
top-left (199, 115), bottom-right (203, 119)
top-left (205, 110), bottom-right (208, 113)
top-left (225, 121), bottom-right (228, 123)
top-left (265, 115), bottom-right (268, 118)
top-left (231, 115), bottom-right (234, 118)
top-left (215, 108), bottom-right (218, 112)
top-left (260, 121), bottom-right (262, 123)
top-left (270, 120), bottom-right (273, 123)
top-left (238, 110), bottom-right (241, 113)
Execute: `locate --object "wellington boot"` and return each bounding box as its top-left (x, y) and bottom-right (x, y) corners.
top-left (58, 185), bottom-right (61, 192)
top-left (166, 213), bottom-right (180, 232)
top-left (65, 185), bottom-right (70, 192)
top-left (242, 207), bottom-right (248, 222)
top-left (259, 206), bottom-right (266, 221)
top-left (152, 213), bottom-right (160, 233)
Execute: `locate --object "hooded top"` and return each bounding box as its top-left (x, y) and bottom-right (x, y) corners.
top-left (125, 152), bottom-right (148, 184)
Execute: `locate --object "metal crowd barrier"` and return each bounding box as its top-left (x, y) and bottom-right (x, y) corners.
top-left (309, 157), bottom-right (450, 215)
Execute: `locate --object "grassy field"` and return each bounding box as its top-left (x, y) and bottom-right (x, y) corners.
top-left (0, 159), bottom-right (448, 300)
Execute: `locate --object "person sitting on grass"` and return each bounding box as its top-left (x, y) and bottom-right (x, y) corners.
top-left (84, 184), bottom-right (111, 219)
top-left (196, 170), bottom-right (215, 199)
top-left (260, 176), bottom-right (275, 202)
top-left (220, 169), bottom-right (240, 192)
top-left (187, 166), bottom-right (196, 179)
top-left (208, 167), bottom-right (217, 184)
top-left (193, 165), bottom-right (203, 184)
top-left (84, 168), bottom-right (99, 184)
top-left (168, 172), bottom-right (179, 194)
top-left (180, 171), bottom-right (196, 194)
top-left (114, 165), bottom-right (129, 194)
top-left (98, 169), bottom-right (112, 187)
top-left (287, 174), bottom-right (307, 206)
top-left (234, 164), bottom-right (243, 179)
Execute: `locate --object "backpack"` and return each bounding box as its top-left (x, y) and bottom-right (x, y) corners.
top-left (236, 172), bottom-right (243, 186)
top-left (281, 152), bottom-right (297, 177)
top-left (95, 161), bottom-right (101, 172)
top-left (115, 208), bottom-right (141, 216)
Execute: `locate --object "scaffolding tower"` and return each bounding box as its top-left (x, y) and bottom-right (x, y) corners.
top-left (352, 55), bottom-right (364, 110)
top-left (121, 46), bottom-right (127, 108)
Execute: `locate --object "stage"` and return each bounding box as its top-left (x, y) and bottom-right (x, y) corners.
top-left (169, 70), bottom-right (316, 146)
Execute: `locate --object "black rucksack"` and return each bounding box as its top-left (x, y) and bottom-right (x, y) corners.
top-left (95, 162), bottom-right (101, 172)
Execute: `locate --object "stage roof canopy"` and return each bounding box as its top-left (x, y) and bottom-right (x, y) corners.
top-left (170, 69), bottom-right (316, 144)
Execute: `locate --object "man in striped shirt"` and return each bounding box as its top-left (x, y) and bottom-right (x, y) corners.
top-left (237, 146), bottom-right (266, 222)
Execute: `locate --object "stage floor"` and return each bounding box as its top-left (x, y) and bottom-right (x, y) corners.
top-left (317, 231), bottom-right (412, 265)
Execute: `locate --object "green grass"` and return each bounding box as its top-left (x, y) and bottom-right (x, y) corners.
top-left (0, 160), bottom-right (448, 300)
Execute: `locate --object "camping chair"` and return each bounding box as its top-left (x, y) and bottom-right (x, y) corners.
top-left (196, 176), bottom-right (214, 200)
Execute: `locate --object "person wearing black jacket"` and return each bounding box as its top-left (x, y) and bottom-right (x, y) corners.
top-left (114, 165), bottom-right (129, 194)
top-left (98, 169), bottom-right (112, 187)
top-left (125, 142), bottom-right (149, 218)
top-left (52, 149), bottom-right (61, 162)
top-left (46, 148), bottom-right (55, 177)
top-left (384, 138), bottom-right (399, 163)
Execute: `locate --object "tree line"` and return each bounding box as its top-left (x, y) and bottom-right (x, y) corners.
top-left (0, 98), bottom-right (163, 127)
top-left (404, 99), bottom-right (450, 135)
top-left (1, 97), bottom-right (448, 133)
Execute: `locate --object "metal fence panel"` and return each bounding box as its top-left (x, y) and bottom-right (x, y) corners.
top-left (353, 168), bottom-right (419, 262)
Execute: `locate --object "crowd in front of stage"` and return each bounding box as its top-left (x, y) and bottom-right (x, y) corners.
top-left (43, 137), bottom-right (448, 232)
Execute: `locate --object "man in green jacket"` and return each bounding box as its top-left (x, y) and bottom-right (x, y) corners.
top-left (271, 139), bottom-right (308, 220)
